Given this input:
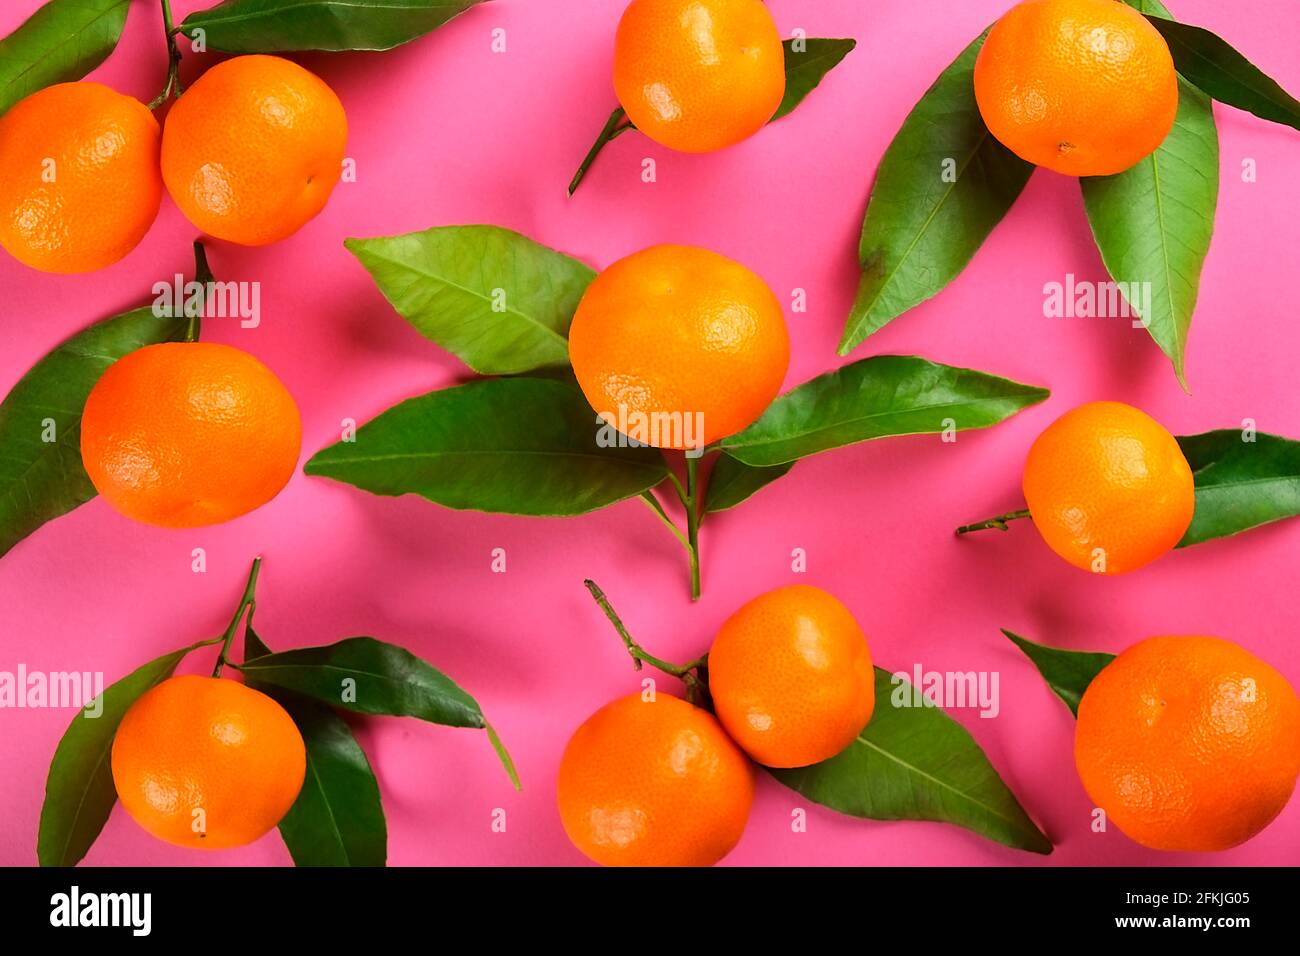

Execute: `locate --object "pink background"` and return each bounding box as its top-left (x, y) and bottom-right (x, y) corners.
top-left (2, 0), bottom-right (1299, 867)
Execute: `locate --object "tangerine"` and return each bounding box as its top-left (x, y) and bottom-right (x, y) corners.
top-left (161, 55), bottom-right (347, 245)
top-left (709, 585), bottom-right (874, 768)
top-left (111, 675), bottom-right (306, 849)
top-left (80, 342), bottom-right (301, 528)
top-left (557, 692), bottom-right (754, 866)
top-left (613, 0), bottom-right (786, 152)
top-left (1022, 401), bottom-right (1194, 574)
top-left (568, 244), bottom-right (789, 449)
top-left (974, 0), bottom-right (1178, 176)
top-left (1075, 635), bottom-right (1300, 851)
top-left (0, 82), bottom-right (161, 273)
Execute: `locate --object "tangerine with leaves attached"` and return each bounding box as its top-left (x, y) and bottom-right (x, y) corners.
top-left (613, 0), bottom-right (786, 152)
top-left (974, 0), bottom-right (1178, 176)
top-left (111, 675), bottom-right (306, 849)
top-left (1021, 401), bottom-right (1194, 574)
top-left (1075, 635), bottom-right (1300, 851)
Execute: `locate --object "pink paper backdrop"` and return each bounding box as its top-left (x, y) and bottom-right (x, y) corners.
top-left (2, 0), bottom-right (1298, 867)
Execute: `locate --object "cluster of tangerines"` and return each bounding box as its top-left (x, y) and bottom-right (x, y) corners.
top-left (0, 52), bottom-right (354, 526)
top-left (5, 0), bottom-right (1298, 862)
top-left (555, 0), bottom-right (1300, 865)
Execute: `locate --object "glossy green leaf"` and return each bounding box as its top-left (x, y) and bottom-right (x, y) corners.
top-left (772, 38), bottom-right (856, 121)
top-left (720, 355), bottom-right (1048, 468)
top-left (1142, 14), bottom-right (1300, 131)
top-left (346, 226), bottom-right (594, 375)
top-left (306, 377), bottom-right (669, 516)
top-left (1080, 77), bottom-right (1218, 388)
top-left (838, 30), bottom-right (1034, 354)
top-left (1002, 629), bottom-right (1114, 718)
top-left (238, 636), bottom-right (485, 728)
top-left (0, 0), bottom-right (129, 115)
top-left (181, 0), bottom-right (486, 53)
top-left (244, 628), bottom-right (387, 867)
top-left (0, 308), bottom-right (191, 560)
top-left (770, 667), bottom-right (1052, 854)
top-left (1177, 430), bottom-right (1300, 547)
top-left (37, 637), bottom-right (219, 867)
top-left (702, 454), bottom-right (793, 514)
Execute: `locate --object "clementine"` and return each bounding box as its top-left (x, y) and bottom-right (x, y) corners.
top-left (613, 0), bottom-right (786, 152)
top-left (161, 55), bottom-right (347, 245)
top-left (568, 244), bottom-right (789, 449)
top-left (111, 675), bottom-right (306, 849)
top-left (1022, 401), bottom-right (1194, 574)
top-left (0, 82), bottom-right (161, 273)
top-left (709, 585), bottom-right (874, 768)
top-left (80, 342), bottom-right (301, 528)
top-left (974, 0), bottom-right (1178, 176)
top-left (557, 692), bottom-right (754, 866)
top-left (1075, 635), bottom-right (1300, 851)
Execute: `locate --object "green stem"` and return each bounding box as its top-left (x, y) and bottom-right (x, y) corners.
top-left (147, 0), bottom-right (184, 111)
top-left (184, 240), bottom-right (211, 342)
top-left (568, 106), bottom-right (631, 197)
top-left (212, 557), bottom-right (263, 677)
top-left (639, 490), bottom-right (689, 551)
top-left (955, 508), bottom-right (1032, 535)
top-left (587, 574), bottom-right (717, 702)
top-left (685, 456), bottom-right (702, 600)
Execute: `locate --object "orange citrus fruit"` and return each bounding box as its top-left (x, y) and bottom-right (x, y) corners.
top-left (1022, 401), bottom-right (1194, 574)
top-left (709, 585), bottom-right (874, 768)
top-left (557, 692), bottom-right (755, 866)
top-left (1075, 635), bottom-right (1300, 852)
top-left (161, 55), bottom-right (347, 245)
top-left (112, 675), bottom-right (306, 849)
top-left (568, 244), bottom-right (789, 449)
top-left (80, 342), bottom-right (302, 528)
top-left (613, 0), bottom-right (786, 152)
top-left (0, 82), bottom-right (161, 273)
top-left (974, 0), bottom-right (1178, 176)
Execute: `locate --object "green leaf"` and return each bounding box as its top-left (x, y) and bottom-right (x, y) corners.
top-left (244, 628), bottom-right (387, 867)
top-left (772, 38), bottom-right (856, 121)
top-left (0, 307), bottom-right (192, 560)
top-left (0, 0), bottom-right (129, 115)
top-left (346, 226), bottom-right (594, 376)
top-left (305, 377), bottom-right (669, 516)
top-left (180, 0), bottom-right (486, 53)
top-left (237, 636), bottom-right (485, 727)
top-left (720, 355), bottom-right (1049, 468)
top-left (37, 637), bottom-right (219, 867)
top-left (1177, 430), bottom-right (1300, 547)
top-left (1002, 629), bottom-right (1114, 718)
top-left (1080, 76), bottom-right (1218, 388)
top-left (702, 454), bottom-right (793, 514)
top-left (275, 699), bottom-right (388, 866)
top-left (838, 30), bottom-right (1034, 354)
top-left (770, 667), bottom-right (1052, 854)
top-left (1142, 14), bottom-right (1300, 131)
top-left (241, 634), bottom-right (523, 789)
top-left (485, 723), bottom-right (521, 792)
